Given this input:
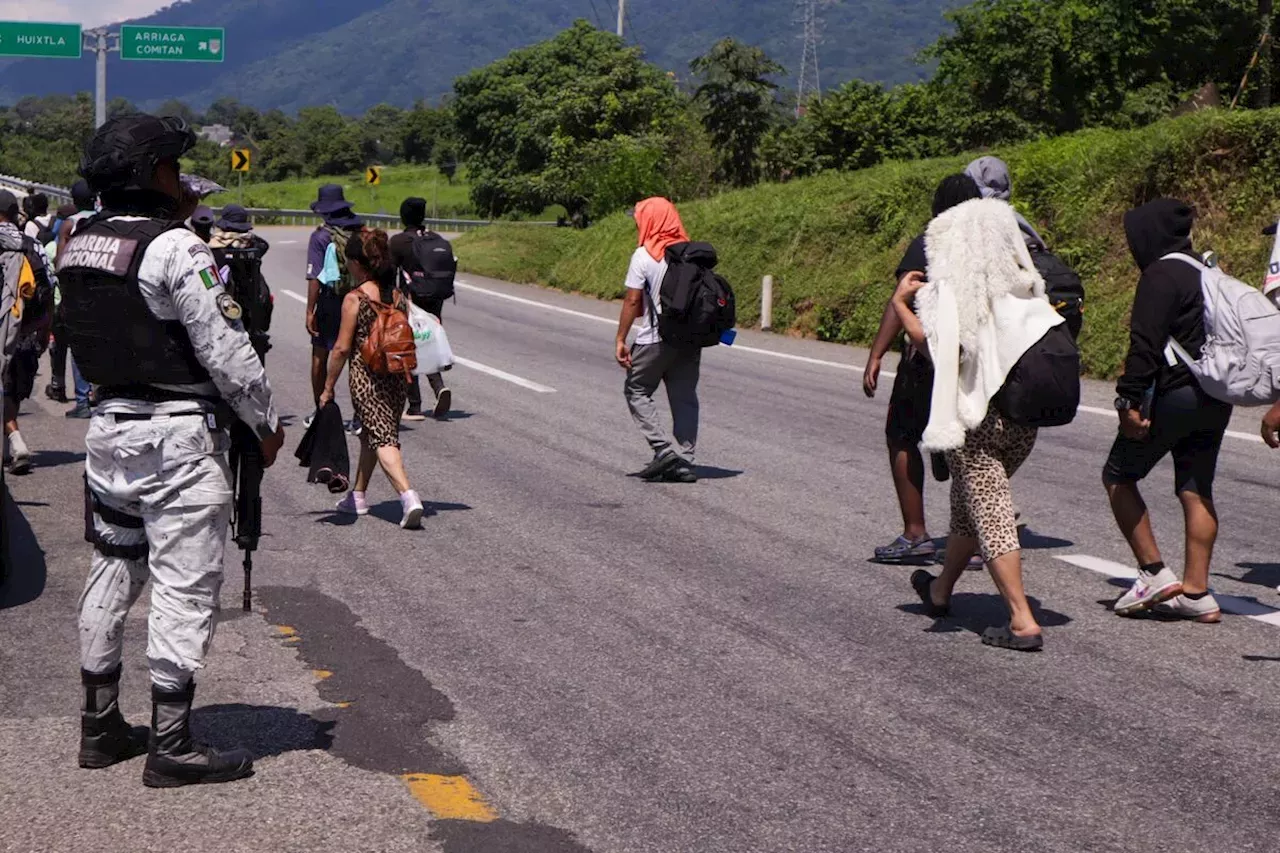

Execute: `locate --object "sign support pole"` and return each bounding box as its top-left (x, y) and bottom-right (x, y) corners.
top-left (238, 171), bottom-right (244, 206)
top-left (84, 29), bottom-right (119, 129)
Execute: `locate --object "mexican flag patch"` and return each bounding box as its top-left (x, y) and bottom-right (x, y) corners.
top-left (198, 267), bottom-right (219, 290)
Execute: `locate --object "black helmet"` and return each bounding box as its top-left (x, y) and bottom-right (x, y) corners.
top-left (79, 114), bottom-right (196, 193)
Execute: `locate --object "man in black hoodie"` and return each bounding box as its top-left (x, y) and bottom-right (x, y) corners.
top-left (1104, 199), bottom-right (1232, 623)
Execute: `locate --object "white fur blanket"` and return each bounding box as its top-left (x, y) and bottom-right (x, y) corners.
top-left (915, 198), bottom-right (1063, 451)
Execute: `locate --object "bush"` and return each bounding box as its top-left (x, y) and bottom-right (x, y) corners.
top-left (457, 106), bottom-right (1280, 379)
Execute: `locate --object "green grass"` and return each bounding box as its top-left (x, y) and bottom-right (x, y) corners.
top-left (457, 107), bottom-right (1280, 378)
top-left (209, 165), bottom-right (476, 218)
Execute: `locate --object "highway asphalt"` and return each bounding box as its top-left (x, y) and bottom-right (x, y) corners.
top-left (3, 225), bottom-right (1280, 852)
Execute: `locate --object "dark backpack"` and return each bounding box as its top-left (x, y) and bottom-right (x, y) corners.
top-left (652, 242), bottom-right (736, 348)
top-left (33, 217), bottom-right (56, 248)
top-left (403, 230), bottom-right (457, 303)
top-left (994, 322), bottom-right (1081, 428)
top-left (1031, 248), bottom-right (1084, 340)
top-left (216, 243), bottom-right (274, 355)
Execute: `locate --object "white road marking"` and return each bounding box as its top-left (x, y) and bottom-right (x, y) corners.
top-left (275, 240), bottom-right (300, 245)
top-left (281, 288), bottom-right (554, 394)
top-left (1056, 554), bottom-right (1280, 626)
top-left (452, 357), bottom-right (556, 393)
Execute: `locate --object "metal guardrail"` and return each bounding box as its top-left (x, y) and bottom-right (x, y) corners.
top-left (0, 173), bottom-right (556, 232)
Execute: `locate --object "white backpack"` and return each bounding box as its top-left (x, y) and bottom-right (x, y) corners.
top-left (1162, 253), bottom-right (1280, 407)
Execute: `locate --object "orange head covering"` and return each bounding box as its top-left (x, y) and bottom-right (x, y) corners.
top-left (633, 197), bottom-right (689, 262)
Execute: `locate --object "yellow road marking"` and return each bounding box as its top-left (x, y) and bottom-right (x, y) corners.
top-left (274, 625), bottom-right (297, 637)
top-left (313, 669), bottom-right (333, 680)
top-left (402, 774), bottom-right (497, 822)
top-left (334, 701), bottom-right (353, 709)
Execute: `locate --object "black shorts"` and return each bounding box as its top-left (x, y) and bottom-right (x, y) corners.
top-left (310, 289), bottom-right (343, 351)
top-left (1102, 383), bottom-right (1232, 499)
top-left (885, 352), bottom-right (934, 446)
top-left (2, 349), bottom-right (39, 403)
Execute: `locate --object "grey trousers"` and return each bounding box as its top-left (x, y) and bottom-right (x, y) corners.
top-left (79, 411), bottom-right (234, 691)
top-left (624, 342), bottom-right (701, 462)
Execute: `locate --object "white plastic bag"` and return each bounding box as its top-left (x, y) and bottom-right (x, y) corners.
top-left (408, 303), bottom-right (454, 375)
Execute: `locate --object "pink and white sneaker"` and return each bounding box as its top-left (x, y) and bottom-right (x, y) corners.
top-left (336, 491), bottom-right (369, 516)
top-left (399, 490), bottom-right (424, 529)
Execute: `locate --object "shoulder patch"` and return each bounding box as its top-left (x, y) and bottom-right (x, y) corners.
top-left (198, 266), bottom-right (220, 290)
top-left (189, 243), bottom-right (213, 261)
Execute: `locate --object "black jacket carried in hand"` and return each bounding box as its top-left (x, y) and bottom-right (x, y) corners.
top-left (1116, 199), bottom-right (1205, 402)
top-left (294, 401), bottom-right (350, 493)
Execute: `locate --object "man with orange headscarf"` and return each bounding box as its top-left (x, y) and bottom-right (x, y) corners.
top-left (614, 197), bottom-right (700, 483)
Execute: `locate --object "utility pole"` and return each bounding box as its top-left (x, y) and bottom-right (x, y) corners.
top-left (84, 29), bottom-right (120, 128)
top-left (1261, 0), bottom-right (1274, 108)
top-left (617, 0), bottom-right (626, 38)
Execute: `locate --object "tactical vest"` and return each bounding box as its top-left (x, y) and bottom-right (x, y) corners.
top-left (58, 216), bottom-right (211, 389)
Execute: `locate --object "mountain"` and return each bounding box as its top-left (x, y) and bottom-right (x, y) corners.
top-left (0, 0), bottom-right (958, 113)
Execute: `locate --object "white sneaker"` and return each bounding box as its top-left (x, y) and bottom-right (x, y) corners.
top-left (303, 412), bottom-right (316, 429)
top-left (1154, 594), bottom-right (1222, 624)
top-left (399, 490), bottom-right (424, 529)
top-left (1114, 567), bottom-right (1183, 616)
top-left (335, 491), bottom-right (369, 516)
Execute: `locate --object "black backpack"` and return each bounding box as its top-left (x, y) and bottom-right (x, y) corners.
top-left (1031, 248), bottom-right (1084, 340)
top-left (652, 242), bottom-right (736, 348)
top-left (994, 322), bottom-right (1081, 428)
top-left (215, 244), bottom-right (274, 356)
top-left (403, 231), bottom-right (457, 303)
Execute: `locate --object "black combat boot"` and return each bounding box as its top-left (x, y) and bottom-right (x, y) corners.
top-left (141, 682), bottom-right (254, 788)
top-left (79, 665), bottom-right (149, 769)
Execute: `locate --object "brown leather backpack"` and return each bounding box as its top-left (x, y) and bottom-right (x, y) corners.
top-left (358, 291), bottom-right (418, 381)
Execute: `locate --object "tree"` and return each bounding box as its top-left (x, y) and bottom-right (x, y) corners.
top-left (927, 0), bottom-right (1262, 139)
top-left (361, 103), bottom-right (407, 163)
top-left (402, 101), bottom-right (451, 164)
top-left (453, 20), bottom-right (682, 219)
top-left (156, 99), bottom-right (196, 124)
top-left (690, 39), bottom-right (784, 187)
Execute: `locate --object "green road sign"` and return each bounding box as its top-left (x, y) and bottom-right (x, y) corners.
top-left (0, 21), bottom-right (82, 59)
top-left (120, 25), bottom-right (224, 62)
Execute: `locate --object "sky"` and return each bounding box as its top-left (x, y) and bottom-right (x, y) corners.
top-left (0, 1), bottom-right (169, 29)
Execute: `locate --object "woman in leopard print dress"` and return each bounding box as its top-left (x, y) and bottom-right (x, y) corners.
top-left (891, 187), bottom-right (1068, 652)
top-left (319, 228), bottom-right (424, 529)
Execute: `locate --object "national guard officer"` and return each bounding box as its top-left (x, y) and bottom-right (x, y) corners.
top-left (59, 114), bottom-right (286, 788)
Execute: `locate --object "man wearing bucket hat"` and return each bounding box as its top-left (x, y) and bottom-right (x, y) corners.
top-left (189, 205), bottom-right (215, 243)
top-left (305, 184), bottom-right (363, 429)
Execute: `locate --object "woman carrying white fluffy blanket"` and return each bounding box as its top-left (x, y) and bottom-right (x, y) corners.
top-left (891, 178), bottom-right (1066, 652)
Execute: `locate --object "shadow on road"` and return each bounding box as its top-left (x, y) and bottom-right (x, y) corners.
top-left (195, 703), bottom-right (336, 760)
top-left (0, 483), bottom-right (47, 610)
top-left (1220, 562), bottom-right (1280, 590)
top-left (898, 592), bottom-right (1072, 633)
top-left (28, 449), bottom-right (86, 470)
top-left (368, 500), bottom-right (473, 525)
top-left (1018, 528), bottom-right (1073, 550)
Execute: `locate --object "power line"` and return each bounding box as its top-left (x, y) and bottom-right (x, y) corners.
top-left (586, 0), bottom-right (605, 30)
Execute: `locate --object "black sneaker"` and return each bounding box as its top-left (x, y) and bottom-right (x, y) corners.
top-left (45, 383), bottom-right (68, 403)
top-left (638, 449), bottom-right (681, 481)
top-left (663, 464), bottom-right (698, 484)
top-left (65, 404), bottom-right (92, 420)
top-left (403, 405), bottom-right (426, 422)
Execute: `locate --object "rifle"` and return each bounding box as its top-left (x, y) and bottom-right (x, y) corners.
top-left (229, 420), bottom-right (263, 612)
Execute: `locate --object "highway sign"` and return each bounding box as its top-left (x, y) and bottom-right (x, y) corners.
top-left (231, 148), bottom-right (251, 172)
top-left (120, 25), bottom-right (224, 62)
top-left (365, 166), bottom-right (382, 186)
top-left (0, 21), bottom-right (82, 58)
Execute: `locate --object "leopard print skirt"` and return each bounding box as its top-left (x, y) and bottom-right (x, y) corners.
top-left (349, 298), bottom-right (409, 450)
top-left (945, 409), bottom-right (1038, 561)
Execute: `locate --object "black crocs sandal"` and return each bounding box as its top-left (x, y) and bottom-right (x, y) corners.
top-left (980, 625), bottom-right (1043, 652)
top-left (910, 570), bottom-right (950, 618)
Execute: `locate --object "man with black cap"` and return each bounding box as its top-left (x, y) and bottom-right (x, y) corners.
top-left (59, 113), bottom-right (285, 787)
top-left (189, 205), bottom-right (215, 244)
top-left (389, 196), bottom-right (453, 420)
top-left (305, 184), bottom-right (363, 429)
top-left (209, 204), bottom-right (272, 360)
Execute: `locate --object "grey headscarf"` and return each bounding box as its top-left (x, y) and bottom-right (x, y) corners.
top-left (964, 156), bottom-right (1047, 252)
